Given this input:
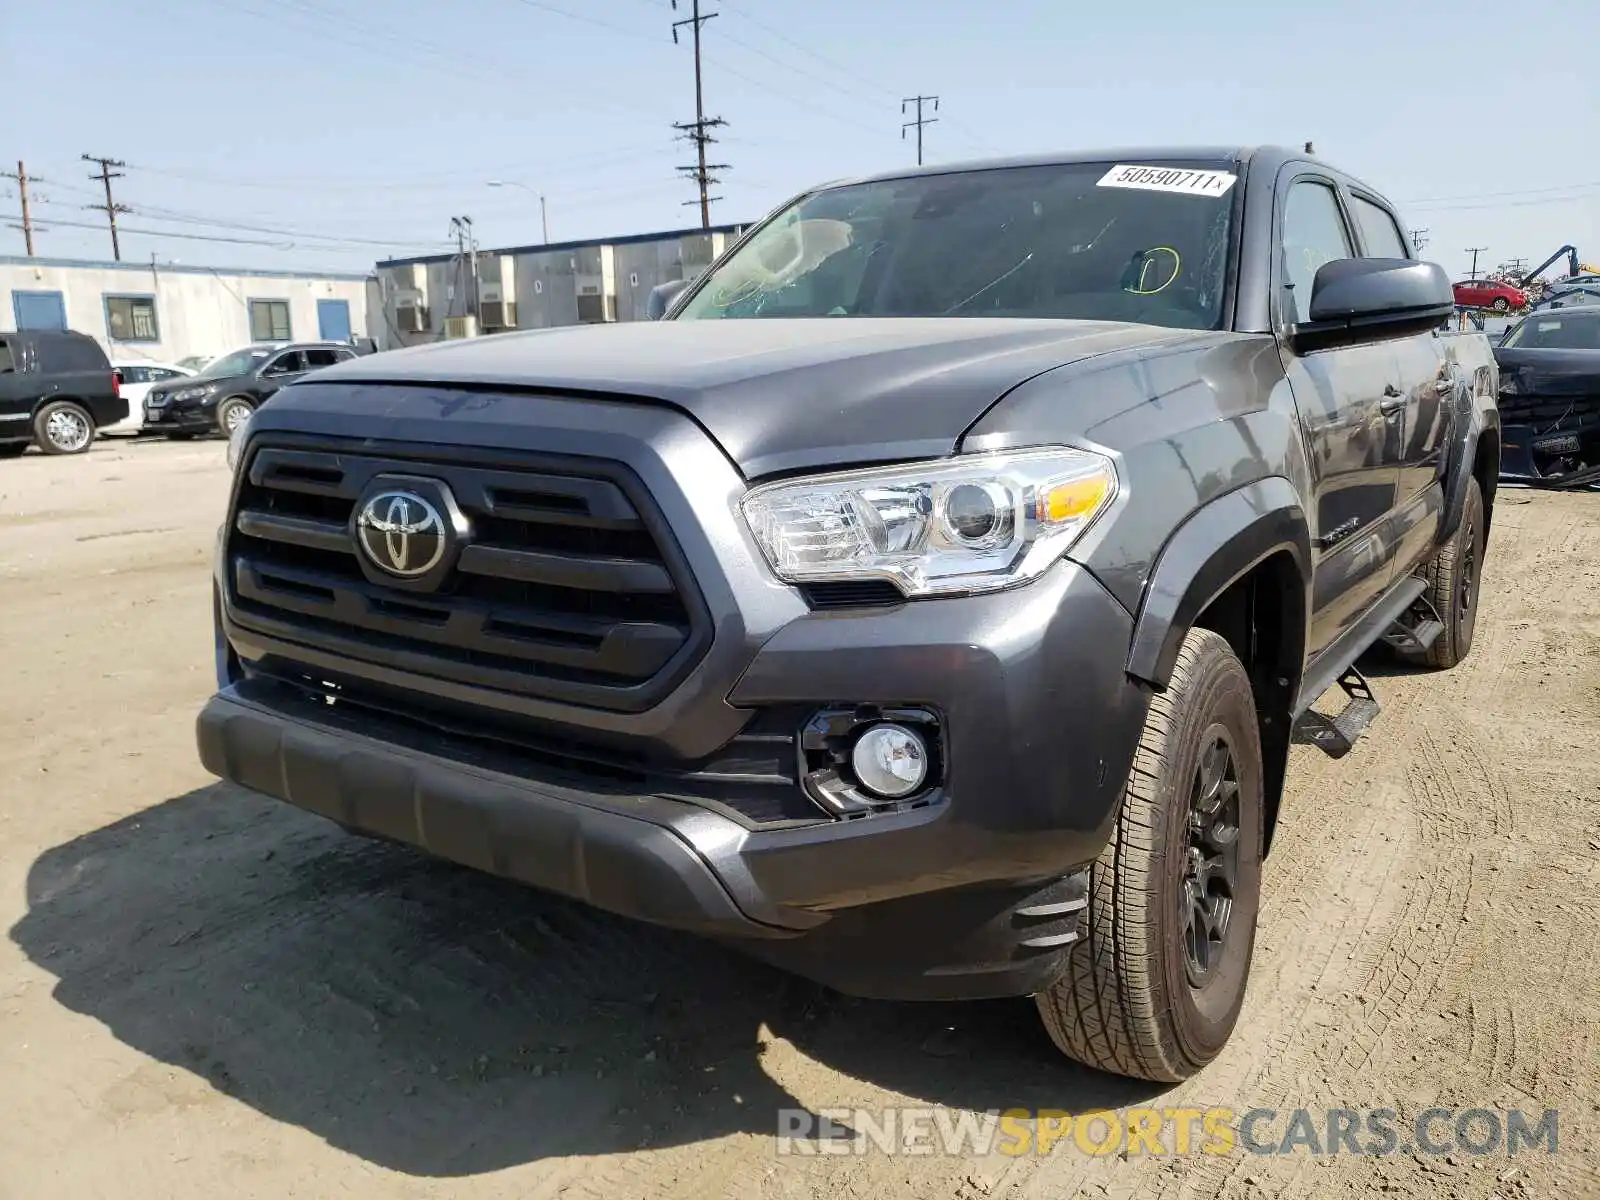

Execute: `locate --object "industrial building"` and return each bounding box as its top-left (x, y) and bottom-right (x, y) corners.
top-left (0, 256), bottom-right (377, 365)
top-left (372, 223), bottom-right (745, 348)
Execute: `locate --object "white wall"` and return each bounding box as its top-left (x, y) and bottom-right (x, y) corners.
top-left (0, 258), bottom-right (373, 365)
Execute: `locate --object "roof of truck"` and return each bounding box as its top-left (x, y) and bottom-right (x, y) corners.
top-left (826, 144), bottom-right (1376, 192)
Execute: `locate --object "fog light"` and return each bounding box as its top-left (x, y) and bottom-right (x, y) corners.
top-left (851, 723), bottom-right (928, 799)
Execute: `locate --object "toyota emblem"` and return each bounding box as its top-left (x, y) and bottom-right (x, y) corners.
top-left (355, 489), bottom-right (448, 577)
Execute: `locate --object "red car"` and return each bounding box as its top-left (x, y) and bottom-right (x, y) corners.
top-left (1453, 278), bottom-right (1527, 311)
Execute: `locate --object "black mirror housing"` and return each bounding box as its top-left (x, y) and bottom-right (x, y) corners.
top-left (646, 278), bottom-right (692, 321)
top-left (1292, 258), bottom-right (1455, 353)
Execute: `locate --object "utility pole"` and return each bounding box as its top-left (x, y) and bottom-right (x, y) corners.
top-left (449, 216), bottom-right (479, 325)
top-left (82, 154), bottom-right (132, 261)
top-left (901, 95), bottom-right (940, 166)
top-left (672, 0), bottom-right (728, 229)
top-left (1465, 246), bottom-right (1488, 280)
top-left (1411, 228), bottom-right (1429, 253)
top-left (1, 161), bottom-right (41, 255)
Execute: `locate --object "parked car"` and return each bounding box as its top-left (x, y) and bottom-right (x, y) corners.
top-left (104, 361), bottom-right (196, 436)
top-left (0, 329), bottom-right (127, 456)
top-left (197, 146), bottom-right (1500, 1082)
top-left (1453, 277), bottom-right (1527, 312)
top-left (1496, 305), bottom-right (1600, 486)
top-left (143, 341), bottom-right (361, 438)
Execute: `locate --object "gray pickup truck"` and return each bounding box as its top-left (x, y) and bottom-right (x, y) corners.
top-left (197, 145), bottom-right (1499, 1082)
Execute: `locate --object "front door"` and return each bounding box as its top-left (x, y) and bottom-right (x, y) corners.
top-left (12, 291), bottom-right (67, 331)
top-left (1277, 176), bottom-right (1403, 657)
top-left (317, 299), bottom-right (352, 342)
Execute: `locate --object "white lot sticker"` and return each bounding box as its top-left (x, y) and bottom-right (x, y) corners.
top-left (1097, 164), bottom-right (1237, 197)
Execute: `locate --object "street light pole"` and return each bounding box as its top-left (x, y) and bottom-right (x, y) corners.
top-left (487, 181), bottom-right (549, 243)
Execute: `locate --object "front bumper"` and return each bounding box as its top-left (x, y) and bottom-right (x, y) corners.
top-left (200, 391), bottom-right (1150, 998)
top-left (1500, 415), bottom-right (1600, 487)
top-left (202, 558), bottom-right (1146, 999)
top-left (144, 396), bottom-right (216, 432)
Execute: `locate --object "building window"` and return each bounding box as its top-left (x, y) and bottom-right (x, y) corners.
top-left (248, 299), bottom-right (292, 341)
top-left (104, 294), bottom-right (160, 342)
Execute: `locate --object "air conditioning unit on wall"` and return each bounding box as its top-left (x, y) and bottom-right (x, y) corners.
top-left (395, 304), bottom-right (428, 333)
top-left (479, 300), bottom-right (517, 330)
top-left (443, 315), bottom-right (478, 339)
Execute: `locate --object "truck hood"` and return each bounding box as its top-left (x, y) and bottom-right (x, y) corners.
top-left (307, 318), bottom-right (1201, 477)
top-left (1494, 346), bottom-right (1600, 399)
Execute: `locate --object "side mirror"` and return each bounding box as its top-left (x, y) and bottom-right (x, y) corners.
top-left (646, 278), bottom-right (691, 321)
top-left (1292, 258), bottom-right (1455, 353)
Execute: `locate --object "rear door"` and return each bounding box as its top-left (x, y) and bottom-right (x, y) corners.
top-left (1276, 174), bottom-right (1404, 656)
top-left (1348, 190), bottom-right (1454, 581)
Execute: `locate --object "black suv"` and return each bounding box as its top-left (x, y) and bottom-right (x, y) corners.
top-left (0, 329), bottom-right (126, 456)
top-left (144, 342), bottom-right (361, 438)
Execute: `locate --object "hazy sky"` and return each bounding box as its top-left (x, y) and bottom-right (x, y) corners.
top-left (4, 0), bottom-right (1596, 280)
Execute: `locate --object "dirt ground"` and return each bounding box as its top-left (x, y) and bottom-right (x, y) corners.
top-left (2, 439), bottom-right (1599, 1200)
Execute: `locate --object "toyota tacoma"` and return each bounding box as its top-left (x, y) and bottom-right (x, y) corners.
top-left (197, 145), bottom-right (1500, 1082)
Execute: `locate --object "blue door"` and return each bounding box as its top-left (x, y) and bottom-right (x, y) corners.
top-left (317, 299), bottom-right (352, 342)
top-left (13, 290), bottom-right (68, 330)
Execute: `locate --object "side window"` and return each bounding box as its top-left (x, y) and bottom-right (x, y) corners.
top-left (151, 367), bottom-right (181, 381)
top-left (1281, 180), bottom-right (1355, 324)
top-left (1350, 195), bottom-right (1410, 260)
top-left (301, 348), bottom-right (341, 368)
top-left (248, 299), bottom-right (292, 342)
top-left (119, 365), bottom-right (150, 384)
top-left (262, 351), bottom-right (305, 377)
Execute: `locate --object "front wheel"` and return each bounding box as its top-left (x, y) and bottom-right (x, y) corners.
top-left (1492, 297), bottom-right (1510, 312)
top-left (34, 401), bottom-right (96, 455)
top-left (216, 397), bottom-right (254, 437)
top-left (1036, 628), bottom-right (1264, 1082)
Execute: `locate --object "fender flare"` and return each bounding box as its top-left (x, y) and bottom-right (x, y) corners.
top-left (1440, 404), bottom-right (1498, 543)
top-left (1125, 477), bottom-right (1313, 689)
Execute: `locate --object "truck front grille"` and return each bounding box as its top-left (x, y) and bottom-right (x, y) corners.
top-left (225, 438), bottom-right (712, 713)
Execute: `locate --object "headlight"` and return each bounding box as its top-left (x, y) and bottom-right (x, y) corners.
top-left (172, 384), bottom-right (216, 402)
top-left (225, 412), bottom-right (253, 472)
top-left (740, 447), bottom-right (1117, 597)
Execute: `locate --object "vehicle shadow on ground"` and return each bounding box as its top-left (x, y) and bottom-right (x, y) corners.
top-left (12, 784), bottom-right (1162, 1177)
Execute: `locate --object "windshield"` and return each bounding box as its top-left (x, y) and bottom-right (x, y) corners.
top-left (1502, 312), bottom-right (1600, 350)
top-left (205, 347), bottom-right (272, 376)
top-left (674, 161), bottom-right (1237, 330)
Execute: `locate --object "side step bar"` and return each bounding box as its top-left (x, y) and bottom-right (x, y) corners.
top-left (1380, 592), bottom-right (1445, 657)
top-left (1292, 667), bottom-right (1380, 759)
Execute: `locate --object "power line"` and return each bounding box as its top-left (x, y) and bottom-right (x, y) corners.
top-left (902, 95), bottom-right (939, 166)
top-left (82, 154), bottom-right (132, 261)
top-left (1405, 179), bottom-right (1600, 205)
top-left (0, 161), bottom-right (42, 255)
top-left (672, 0), bottom-right (727, 228)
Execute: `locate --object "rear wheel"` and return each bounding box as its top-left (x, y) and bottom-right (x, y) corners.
top-left (1396, 476), bottom-right (1484, 669)
top-left (1035, 628), bottom-right (1263, 1082)
top-left (1492, 297), bottom-right (1510, 312)
top-left (34, 401), bottom-right (96, 455)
